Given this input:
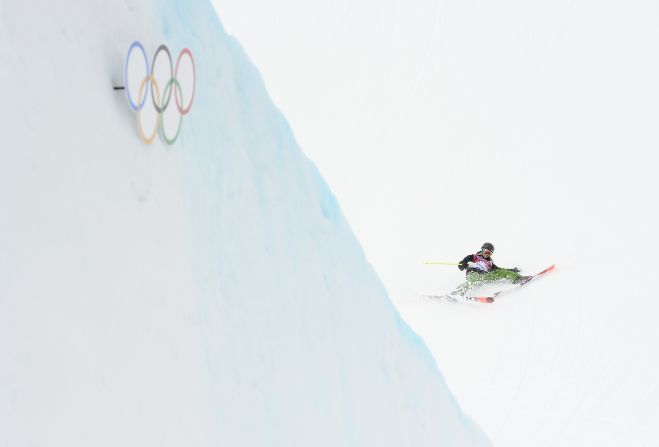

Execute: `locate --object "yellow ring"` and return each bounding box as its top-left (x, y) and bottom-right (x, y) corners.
top-left (136, 75), bottom-right (160, 144)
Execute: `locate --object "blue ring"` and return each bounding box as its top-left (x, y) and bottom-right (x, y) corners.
top-left (124, 41), bottom-right (150, 112)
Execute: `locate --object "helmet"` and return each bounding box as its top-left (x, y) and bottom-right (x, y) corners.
top-left (481, 242), bottom-right (495, 252)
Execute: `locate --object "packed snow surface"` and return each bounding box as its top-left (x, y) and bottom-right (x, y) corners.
top-left (213, 1), bottom-right (659, 446)
top-left (0, 0), bottom-right (492, 446)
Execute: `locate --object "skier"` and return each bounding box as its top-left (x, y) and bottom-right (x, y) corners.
top-left (453, 242), bottom-right (530, 296)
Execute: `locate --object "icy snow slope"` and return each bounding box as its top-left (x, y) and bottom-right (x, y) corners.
top-left (0, 0), bottom-right (491, 446)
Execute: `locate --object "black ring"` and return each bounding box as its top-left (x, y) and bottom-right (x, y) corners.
top-left (150, 44), bottom-right (173, 113)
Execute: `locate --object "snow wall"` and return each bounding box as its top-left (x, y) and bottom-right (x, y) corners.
top-left (0, 0), bottom-right (491, 446)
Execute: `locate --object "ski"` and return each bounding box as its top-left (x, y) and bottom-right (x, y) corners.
top-left (423, 293), bottom-right (464, 303)
top-left (468, 264), bottom-right (555, 303)
top-left (422, 292), bottom-right (497, 304)
top-left (422, 264), bottom-right (555, 304)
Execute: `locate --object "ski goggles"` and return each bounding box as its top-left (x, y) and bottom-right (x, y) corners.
top-left (482, 249), bottom-right (493, 255)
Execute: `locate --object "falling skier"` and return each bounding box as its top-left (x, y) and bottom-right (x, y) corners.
top-left (452, 242), bottom-right (530, 297)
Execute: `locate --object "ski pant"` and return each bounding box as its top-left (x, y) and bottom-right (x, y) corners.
top-left (454, 269), bottom-right (523, 296)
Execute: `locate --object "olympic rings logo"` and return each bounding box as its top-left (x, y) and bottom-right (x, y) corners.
top-left (121, 41), bottom-right (196, 145)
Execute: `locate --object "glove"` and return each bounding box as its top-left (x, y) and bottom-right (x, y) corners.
top-left (458, 263), bottom-right (466, 271)
top-left (509, 267), bottom-right (520, 273)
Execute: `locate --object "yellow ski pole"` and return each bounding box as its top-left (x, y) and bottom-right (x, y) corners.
top-left (423, 262), bottom-right (459, 266)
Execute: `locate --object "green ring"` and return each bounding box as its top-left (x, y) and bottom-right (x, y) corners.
top-left (159, 78), bottom-right (184, 145)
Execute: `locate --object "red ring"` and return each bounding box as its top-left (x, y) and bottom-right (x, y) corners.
top-left (174, 48), bottom-right (195, 115)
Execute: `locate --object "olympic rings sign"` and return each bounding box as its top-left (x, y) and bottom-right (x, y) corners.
top-left (122, 41), bottom-right (196, 145)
